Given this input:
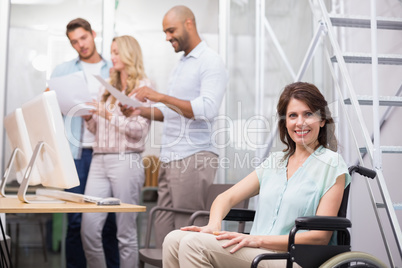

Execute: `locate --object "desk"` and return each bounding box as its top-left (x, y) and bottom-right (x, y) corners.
top-left (0, 197), bottom-right (146, 268)
top-left (0, 197), bottom-right (146, 213)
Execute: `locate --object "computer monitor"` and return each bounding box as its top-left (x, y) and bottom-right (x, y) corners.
top-left (16, 91), bottom-right (80, 203)
top-left (2, 108), bottom-right (42, 197)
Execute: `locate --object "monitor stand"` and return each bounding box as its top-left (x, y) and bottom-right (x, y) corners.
top-left (0, 148), bottom-right (21, 198)
top-left (17, 141), bottom-right (64, 204)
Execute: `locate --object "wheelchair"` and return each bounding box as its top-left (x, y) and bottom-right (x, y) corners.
top-left (190, 165), bottom-right (388, 268)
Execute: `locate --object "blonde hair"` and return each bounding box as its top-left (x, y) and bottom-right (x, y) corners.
top-left (102, 35), bottom-right (146, 103)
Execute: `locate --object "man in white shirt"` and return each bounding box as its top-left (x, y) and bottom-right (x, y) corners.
top-left (121, 5), bottom-right (228, 248)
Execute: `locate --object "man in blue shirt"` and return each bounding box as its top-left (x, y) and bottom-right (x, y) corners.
top-left (121, 6), bottom-right (228, 248)
top-left (50, 18), bottom-right (119, 268)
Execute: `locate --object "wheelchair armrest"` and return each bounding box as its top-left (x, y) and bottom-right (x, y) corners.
top-left (252, 216), bottom-right (352, 268)
top-left (188, 208), bottom-right (256, 226)
top-left (149, 205), bottom-right (199, 216)
top-left (223, 208), bottom-right (255, 222)
top-left (288, 216), bottom-right (352, 251)
top-left (295, 216), bottom-right (351, 231)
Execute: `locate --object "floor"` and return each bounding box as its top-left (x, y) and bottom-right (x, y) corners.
top-left (4, 199), bottom-right (158, 268)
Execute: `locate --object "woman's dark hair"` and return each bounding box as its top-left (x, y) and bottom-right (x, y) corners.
top-left (277, 82), bottom-right (337, 158)
top-left (66, 18), bottom-right (93, 37)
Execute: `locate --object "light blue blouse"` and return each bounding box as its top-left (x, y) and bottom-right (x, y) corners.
top-left (249, 146), bottom-right (351, 245)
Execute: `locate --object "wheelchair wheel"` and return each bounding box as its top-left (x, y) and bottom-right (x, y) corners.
top-left (319, 251), bottom-right (387, 268)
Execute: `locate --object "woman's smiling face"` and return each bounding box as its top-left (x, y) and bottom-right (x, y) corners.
top-left (110, 41), bottom-right (125, 72)
top-left (285, 98), bottom-right (325, 150)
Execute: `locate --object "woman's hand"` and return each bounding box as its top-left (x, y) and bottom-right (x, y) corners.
top-left (215, 232), bottom-right (262, 254)
top-left (119, 103), bottom-right (142, 117)
top-left (86, 100), bottom-right (113, 121)
top-left (82, 114), bottom-right (92, 121)
top-left (180, 218), bottom-right (222, 236)
top-left (180, 223), bottom-right (220, 235)
top-left (82, 100), bottom-right (97, 121)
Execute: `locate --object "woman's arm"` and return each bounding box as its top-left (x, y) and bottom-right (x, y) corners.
top-left (216, 174), bottom-right (346, 253)
top-left (115, 113), bottom-right (150, 140)
top-left (291, 173), bottom-right (347, 245)
top-left (181, 170), bottom-right (260, 233)
top-left (82, 100), bottom-right (99, 134)
top-left (84, 114), bottom-right (97, 134)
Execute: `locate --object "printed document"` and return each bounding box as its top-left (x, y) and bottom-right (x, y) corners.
top-left (47, 71), bottom-right (93, 116)
top-left (93, 75), bottom-right (143, 108)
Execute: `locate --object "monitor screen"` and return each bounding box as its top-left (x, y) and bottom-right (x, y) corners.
top-left (2, 108), bottom-right (42, 197)
top-left (17, 91), bottom-right (79, 202)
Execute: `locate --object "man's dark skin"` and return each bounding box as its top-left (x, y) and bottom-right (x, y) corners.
top-left (119, 6), bottom-right (202, 120)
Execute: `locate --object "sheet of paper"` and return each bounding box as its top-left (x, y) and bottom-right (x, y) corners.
top-left (93, 75), bottom-right (143, 108)
top-left (47, 71), bottom-right (93, 116)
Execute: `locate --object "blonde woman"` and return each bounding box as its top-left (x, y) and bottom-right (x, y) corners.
top-left (81, 35), bottom-right (152, 268)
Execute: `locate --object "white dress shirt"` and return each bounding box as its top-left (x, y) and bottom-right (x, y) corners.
top-left (154, 41), bottom-right (228, 162)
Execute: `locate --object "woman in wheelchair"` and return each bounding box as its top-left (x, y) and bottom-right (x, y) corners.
top-left (162, 82), bottom-right (352, 268)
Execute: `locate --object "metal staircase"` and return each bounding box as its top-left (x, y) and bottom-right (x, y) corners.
top-left (308, 0), bottom-right (402, 266)
top-left (257, 0), bottom-right (401, 266)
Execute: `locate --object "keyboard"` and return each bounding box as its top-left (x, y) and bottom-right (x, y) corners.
top-left (36, 189), bottom-right (121, 205)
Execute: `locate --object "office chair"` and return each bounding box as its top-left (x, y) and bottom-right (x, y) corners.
top-left (138, 155), bottom-right (160, 247)
top-left (141, 155), bottom-right (160, 203)
top-left (139, 183), bottom-right (250, 268)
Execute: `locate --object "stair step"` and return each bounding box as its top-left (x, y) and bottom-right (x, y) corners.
top-left (344, 95), bottom-right (402, 107)
top-left (330, 14), bottom-right (402, 30)
top-left (377, 203), bottom-right (402, 210)
top-left (360, 146), bottom-right (402, 154)
top-left (331, 53), bottom-right (402, 65)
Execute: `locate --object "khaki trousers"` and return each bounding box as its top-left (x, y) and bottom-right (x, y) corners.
top-left (154, 151), bottom-right (218, 248)
top-left (163, 230), bottom-right (301, 268)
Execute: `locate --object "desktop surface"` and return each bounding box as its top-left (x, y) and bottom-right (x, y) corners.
top-left (0, 197), bottom-right (146, 213)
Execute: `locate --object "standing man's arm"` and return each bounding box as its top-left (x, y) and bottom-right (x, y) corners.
top-left (127, 56), bottom-right (227, 121)
top-left (133, 87), bottom-right (194, 119)
top-left (119, 88), bottom-right (189, 121)
top-left (129, 106), bottom-right (165, 122)
top-left (121, 51), bottom-right (227, 122)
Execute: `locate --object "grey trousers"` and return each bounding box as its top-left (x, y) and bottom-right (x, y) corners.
top-left (81, 153), bottom-right (144, 268)
top-left (163, 230), bottom-right (301, 268)
top-left (154, 151), bottom-right (218, 248)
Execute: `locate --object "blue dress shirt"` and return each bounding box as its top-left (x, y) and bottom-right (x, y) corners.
top-left (50, 57), bottom-right (112, 159)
